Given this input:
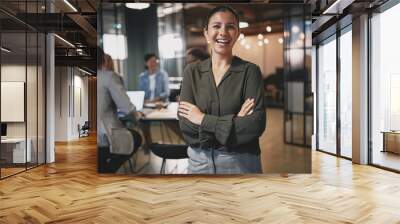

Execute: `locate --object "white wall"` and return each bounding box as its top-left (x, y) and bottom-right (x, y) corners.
top-left (1, 64), bottom-right (46, 164)
top-left (55, 67), bottom-right (89, 141)
top-left (1, 65), bottom-right (39, 137)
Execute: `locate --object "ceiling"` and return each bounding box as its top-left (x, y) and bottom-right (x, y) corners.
top-left (0, 0), bottom-right (97, 73)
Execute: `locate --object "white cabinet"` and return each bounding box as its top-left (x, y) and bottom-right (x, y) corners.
top-left (1, 138), bottom-right (31, 163)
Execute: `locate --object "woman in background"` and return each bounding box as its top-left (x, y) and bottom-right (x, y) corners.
top-left (178, 6), bottom-right (266, 174)
top-left (97, 48), bottom-right (141, 173)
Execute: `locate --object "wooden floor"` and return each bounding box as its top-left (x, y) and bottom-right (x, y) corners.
top-left (1, 135), bottom-right (400, 223)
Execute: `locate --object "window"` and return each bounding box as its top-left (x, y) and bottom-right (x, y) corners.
top-left (370, 2), bottom-right (400, 171)
top-left (339, 27), bottom-right (352, 158)
top-left (317, 35), bottom-right (337, 154)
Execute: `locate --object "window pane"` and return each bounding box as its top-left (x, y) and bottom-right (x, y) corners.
top-left (317, 36), bottom-right (337, 154)
top-left (340, 28), bottom-right (352, 158)
top-left (371, 3), bottom-right (400, 171)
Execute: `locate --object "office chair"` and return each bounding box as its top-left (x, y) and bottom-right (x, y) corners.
top-left (98, 129), bottom-right (142, 173)
top-left (79, 121), bottom-right (90, 138)
top-left (149, 143), bottom-right (188, 174)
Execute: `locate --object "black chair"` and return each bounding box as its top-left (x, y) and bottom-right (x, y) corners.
top-left (79, 121), bottom-right (90, 138)
top-left (98, 129), bottom-right (142, 173)
top-left (149, 143), bottom-right (188, 174)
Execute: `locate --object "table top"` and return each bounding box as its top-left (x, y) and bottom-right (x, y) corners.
top-left (1, 137), bottom-right (28, 143)
top-left (381, 131), bottom-right (400, 134)
top-left (141, 102), bottom-right (179, 121)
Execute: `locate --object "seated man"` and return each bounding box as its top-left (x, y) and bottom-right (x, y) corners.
top-left (138, 53), bottom-right (170, 104)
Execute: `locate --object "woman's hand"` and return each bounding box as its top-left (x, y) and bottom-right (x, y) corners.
top-left (178, 101), bottom-right (205, 125)
top-left (237, 98), bottom-right (255, 117)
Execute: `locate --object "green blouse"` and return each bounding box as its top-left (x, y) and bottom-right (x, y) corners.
top-left (179, 56), bottom-right (266, 154)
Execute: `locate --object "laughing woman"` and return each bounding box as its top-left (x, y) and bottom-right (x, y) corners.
top-left (178, 5), bottom-right (266, 174)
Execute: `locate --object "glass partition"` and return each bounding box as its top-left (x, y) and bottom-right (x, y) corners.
top-left (1, 28), bottom-right (28, 178)
top-left (0, 1), bottom-right (46, 179)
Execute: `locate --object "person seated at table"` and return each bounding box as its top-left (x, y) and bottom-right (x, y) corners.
top-left (138, 53), bottom-right (170, 104)
top-left (98, 47), bottom-right (142, 173)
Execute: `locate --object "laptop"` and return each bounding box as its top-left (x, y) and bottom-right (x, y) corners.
top-left (126, 91), bottom-right (145, 111)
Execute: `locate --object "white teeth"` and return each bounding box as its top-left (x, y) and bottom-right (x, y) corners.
top-left (216, 39), bottom-right (229, 43)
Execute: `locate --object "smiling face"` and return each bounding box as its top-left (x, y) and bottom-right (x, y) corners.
top-left (204, 11), bottom-right (239, 57)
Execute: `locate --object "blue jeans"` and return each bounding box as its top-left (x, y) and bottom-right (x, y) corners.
top-left (187, 147), bottom-right (262, 174)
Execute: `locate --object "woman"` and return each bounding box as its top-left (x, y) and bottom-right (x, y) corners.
top-left (138, 53), bottom-right (170, 103)
top-left (178, 6), bottom-right (266, 174)
top-left (97, 48), bottom-right (141, 173)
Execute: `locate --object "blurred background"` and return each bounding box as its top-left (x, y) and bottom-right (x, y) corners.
top-left (98, 3), bottom-right (312, 174)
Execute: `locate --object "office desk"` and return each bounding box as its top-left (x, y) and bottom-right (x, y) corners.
top-left (1, 138), bottom-right (32, 164)
top-left (141, 102), bottom-right (178, 121)
top-left (382, 131), bottom-right (400, 154)
top-left (140, 102), bottom-right (182, 144)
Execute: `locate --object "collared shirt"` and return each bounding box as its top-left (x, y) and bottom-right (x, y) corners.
top-left (179, 56), bottom-right (266, 154)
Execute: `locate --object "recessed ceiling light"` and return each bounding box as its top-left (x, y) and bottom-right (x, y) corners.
top-left (78, 67), bottom-right (92, 76)
top-left (125, 3), bottom-right (150, 10)
top-left (1, 47), bottom-right (11, 53)
top-left (63, 0), bottom-right (78, 12)
top-left (54, 34), bottom-right (75, 48)
top-left (291, 25), bottom-right (300, 34)
top-left (266, 26), bottom-right (272, 32)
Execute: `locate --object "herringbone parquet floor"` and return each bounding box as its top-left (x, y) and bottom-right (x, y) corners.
top-left (1, 135), bottom-right (400, 223)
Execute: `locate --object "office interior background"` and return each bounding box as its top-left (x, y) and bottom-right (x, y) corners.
top-left (0, 0), bottom-right (399, 222)
top-left (98, 3), bottom-right (312, 174)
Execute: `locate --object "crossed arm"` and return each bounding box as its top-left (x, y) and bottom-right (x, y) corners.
top-left (178, 65), bottom-right (266, 147)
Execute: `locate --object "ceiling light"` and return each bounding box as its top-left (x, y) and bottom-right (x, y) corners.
top-left (278, 38), bottom-right (283, 44)
top-left (291, 25), bottom-right (300, 34)
top-left (1, 47), bottom-right (11, 53)
top-left (239, 33), bottom-right (244, 40)
top-left (257, 40), bottom-right (263, 46)
top-left (284, 31), bottom-right (289, 37)
top-left (322, 0), bottom-right (352, 15)
top-left (266, 26), bottom-right (272, 32)
top-left (125, 3), bottom-right (150, 10)
top-left (63, 0), bottom-right (78, 12)
top-left (78, 67), bottom-right (92, 76)
top-left (263, 38), bottom-right (269, 44)
top-left (54, 34), bottom-right (75, 48)
top-left (257, 34), bottom-right (263, 40)
top-left (239, 22), bottom-right (248, 29)
top-left (113, 23), bottom-right (122, 29)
